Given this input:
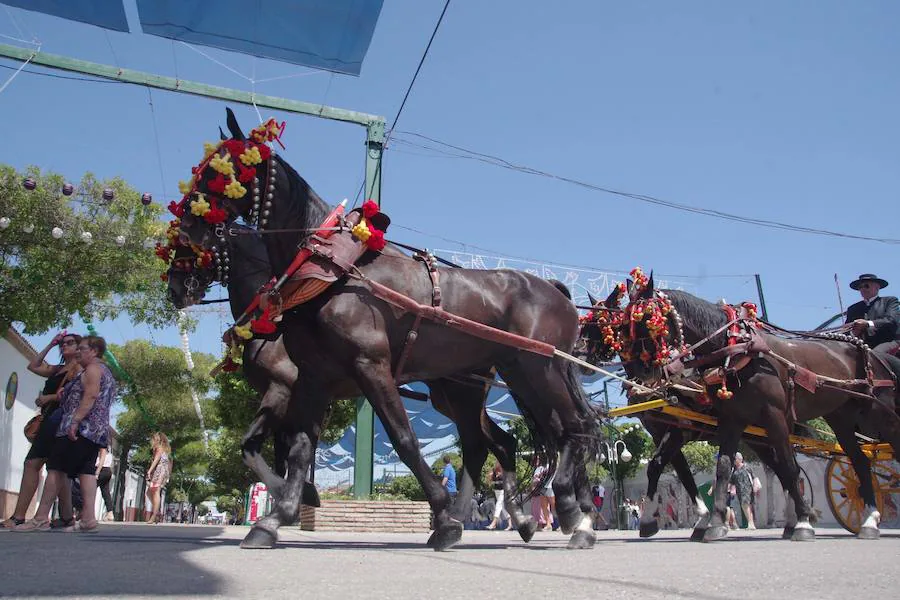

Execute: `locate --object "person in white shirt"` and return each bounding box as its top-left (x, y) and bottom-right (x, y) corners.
top-left (96, 447), bottom-right (115, 521)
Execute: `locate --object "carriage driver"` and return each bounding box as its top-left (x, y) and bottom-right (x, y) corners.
top-left (845, 273), bottom-right (900, 356)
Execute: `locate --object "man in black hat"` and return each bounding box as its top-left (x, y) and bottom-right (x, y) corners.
top-left (845, 274), bottom-right (900, 355)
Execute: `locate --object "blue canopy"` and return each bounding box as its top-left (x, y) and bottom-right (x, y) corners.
top-left (136, 0), bottom-right (383, 75)
top-left (0, 1), bottom-right (129, 32)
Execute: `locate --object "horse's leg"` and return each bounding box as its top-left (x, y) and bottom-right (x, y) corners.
top-left (638, 427), bottom-right (686, 539)
top-left (355, 361), bottom-right (460, 551)
top-left (670, 448), bottom-right (709, 542)
top-left (484, 409), bottom-right (538, 541)
top-left (498, 359), bottom-right (596, 550)
top-left (426, 377), bottom-right (489, 546)
top-left (703, 418), bottom-right (741, 542)
top-left (241, 406), bottom-right (286, 498)
top-left (242, 383), bottom-right (329, 549)
top-left (751, 444), bottom-right (802, 539)
top-left (826, 409), bottom-right (881, 539)
top-left (757, 403), bottom-right (815, 542)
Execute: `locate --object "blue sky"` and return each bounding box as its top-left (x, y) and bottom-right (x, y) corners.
top-left (4, 1), bottom-right (899, 369)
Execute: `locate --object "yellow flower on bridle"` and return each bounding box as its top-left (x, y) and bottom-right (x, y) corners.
top-left (351, 218), bottom-right (372, 242)
top-left (203, 142), bottom-right (221, 160)
top-left (178, 176), bottom-right (196, 195)
top-left (233, 323), bottom-right (253, 340)
top-left (224, 179), bottom-right (247, 199)
top-left (210, 153), bottom-right (235, 177)
top-left (239, 146), bottom-right (263, 166)
top-left (190, 194), bottom-right (211, 216)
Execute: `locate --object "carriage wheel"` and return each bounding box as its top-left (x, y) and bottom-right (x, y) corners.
top-left (825, 456), bottom-right (885, 534)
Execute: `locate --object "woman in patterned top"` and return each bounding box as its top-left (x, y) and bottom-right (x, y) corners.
top-left (146, 432), bottom-right (172, 524)
top-left (14, 335), bottom-right (116, 533)
top-left (1, 332), bottom-right (80, 529)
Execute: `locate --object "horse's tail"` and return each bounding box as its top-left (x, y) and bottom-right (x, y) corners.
top-left (548, 279), bottom-right (572, 300)
top-left (562, 357), bottom-right (604, 458)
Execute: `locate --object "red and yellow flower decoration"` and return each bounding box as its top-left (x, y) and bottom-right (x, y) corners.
top-left (350, 200), bottom-right (388, 252)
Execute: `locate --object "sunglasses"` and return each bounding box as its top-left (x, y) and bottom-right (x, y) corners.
top-left (60, 339), bottom-right (78, 346)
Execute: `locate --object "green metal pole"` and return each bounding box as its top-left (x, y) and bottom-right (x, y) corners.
top-left (0, 44), bottom-right (384, 129)
top-left (351, 121), bottom-right (384, 499)
top-left (754, 274), bottom-right (770, 322)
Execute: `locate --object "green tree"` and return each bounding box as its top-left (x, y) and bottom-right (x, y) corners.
top-left (681, 441), bottom-right (719, 475)
top-left (604, 423), bottom-right (653, 481)
top-left (0, 165), bottom-right (176, 333)
top-left (110, 340), bottom-right (216, 515)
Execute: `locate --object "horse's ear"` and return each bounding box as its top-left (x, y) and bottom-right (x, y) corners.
top-left (587, 291), bottom-right (599, 307)
top-left (219, 127), bottom-right (227, 141)
top-left (225, 107), bottom-right (246, 141)
top-left (604, 286), bottom-right (621, 309)
top-left (640, 271), bottom-right (656, 299)
top-left (369, 212), bottom-right (390, 233)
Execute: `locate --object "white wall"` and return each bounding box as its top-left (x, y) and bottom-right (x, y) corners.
top-left (0, 330), bottom-right (46, 498)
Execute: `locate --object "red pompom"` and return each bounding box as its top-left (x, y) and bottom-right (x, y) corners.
top-left (221, 358), bottom-right (239, 373)
top-left (237, 164), bottom-right (256, 184)
top-left (251, 318), bottom-right (277, 335)
top-left (256, 143), bottom-right (271, 161)
top-left (160, 273), bottom-right (169, 282)
top-left (362, 200), bottom-right (379, 219)
top-left (168, 200), bottom-right (184, 217)
top-left (208, 174), bottom-right (227, 194)
top-left (366, 228), bottom-right (386, 252)
top-left (204, 206), bottom-right (228, 224)
top-left (223, 140), bottom-right (246, 156)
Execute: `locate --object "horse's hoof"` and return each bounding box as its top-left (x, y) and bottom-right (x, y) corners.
top-left (639, 521), bottom-right (660, 538)
top-left (431, 521), bottom-right (463, 552)
top-left (425, 530), bottom-right (437, 547)
top-left (517, 517), bottom-right (538, 543)
top-left (689, 527), bottom-right (707, 542)
top-left (556, 506), bottom-right (582, 535)
top-left (782, 527), bottom-right (795, 540)
top-left (791, 527), bottom-right (815, 542)
top-left (301, 482), bottom-right (321, 508)
top-left (702, 525), bottom-right (728, 542)
top-left (857, 527), bottom-right (880, 540)
top-left (240, 526), bottom-right (278, 549)
top-left (566, 530), bottom-right (596, 550)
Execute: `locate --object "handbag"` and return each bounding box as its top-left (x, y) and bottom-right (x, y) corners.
top-left (24, 412), bottom-right (43, 442)
top-left (751, 474), bottom-right (762, 494)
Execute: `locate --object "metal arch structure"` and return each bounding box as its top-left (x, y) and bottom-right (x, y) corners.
top-left (0, 42), bottom-right (384, 498)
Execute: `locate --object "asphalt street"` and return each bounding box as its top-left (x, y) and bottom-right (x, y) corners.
top-left (1, 524), bottom-right (898, 599)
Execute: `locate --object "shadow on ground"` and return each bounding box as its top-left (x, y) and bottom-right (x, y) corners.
top-left (0, 525), bottom-right (229, 597)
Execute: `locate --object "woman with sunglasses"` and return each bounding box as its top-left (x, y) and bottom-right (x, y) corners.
top-left (1, 332), bottom-right (81, 529)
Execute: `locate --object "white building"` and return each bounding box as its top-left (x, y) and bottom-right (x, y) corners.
top-left (0, 327), bottom-right (48, 519)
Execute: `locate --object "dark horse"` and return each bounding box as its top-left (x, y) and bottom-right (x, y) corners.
top-left (617, 276), bottom-right (900, 541)
top-left (165, 225), bottom-right (538, 544)
top-left (176, 109), bottom-right (600, 550)
top-left (580, 286), bottom-right (811, 541)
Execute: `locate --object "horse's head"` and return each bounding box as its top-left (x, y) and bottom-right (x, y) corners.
top-left (618, 268), bottom-right (686, 385)
top-left (174, 108), bottom-right (284, 247)
top-left (578, 283), bottom-right (628, 371)
top-left (163, 235), bottom-right (220, 309)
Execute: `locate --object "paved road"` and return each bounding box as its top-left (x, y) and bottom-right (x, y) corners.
top-left (1, 524), bottom-right (898, 599)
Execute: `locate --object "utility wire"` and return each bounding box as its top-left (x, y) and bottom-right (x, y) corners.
top-left (392, 131), bottom-right (900, 246)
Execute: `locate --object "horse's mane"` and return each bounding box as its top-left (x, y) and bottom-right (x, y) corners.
top-left (664, 289), bottom-right (728, 343)
top-left (275, 155), bottom-right (330, 237)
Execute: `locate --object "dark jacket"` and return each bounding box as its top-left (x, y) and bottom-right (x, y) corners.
top-left (845, 296), bottom-right (900, 347)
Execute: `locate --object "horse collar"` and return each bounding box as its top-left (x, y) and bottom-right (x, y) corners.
top-left (249, 159), bottom-right (277, 230)
top-left (211, 238), bottom-right (230, 285)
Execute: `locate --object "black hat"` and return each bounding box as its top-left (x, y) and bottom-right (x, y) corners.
top-left (850, 274), bottom-right (889, 290)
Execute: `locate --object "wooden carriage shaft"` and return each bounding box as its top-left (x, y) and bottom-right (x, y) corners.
top-left (608, 399), bottom-right (892, 458)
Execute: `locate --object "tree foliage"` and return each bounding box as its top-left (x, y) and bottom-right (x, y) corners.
top-left (0, 165), bottom-right (176, 333)
top-left (681, 441), bottom-right (719, 475)
top-left (604, 423), bottom-right (653, 481)
top-left (110, 340), bottom-right (217, 506)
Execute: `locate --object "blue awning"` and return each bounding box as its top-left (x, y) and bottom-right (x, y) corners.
top-left (1, 1), bottom-right (129, 32)
top-left (135, 0), bottom-right (383, 76)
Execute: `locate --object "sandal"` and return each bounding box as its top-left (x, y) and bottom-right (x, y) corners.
top-left (72, 520), bottom-right (99, 533)
top-left (12, 518), bottom-right (51, 532)
top-left (50, 517), bottom-right (76, 530)
top-left (1, 516), bottom-right (25, 529)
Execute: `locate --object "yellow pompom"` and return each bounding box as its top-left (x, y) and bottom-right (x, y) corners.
top-left (351, 219), bottom-right (371, 242)
top-left (224, 179), bottom-right (247, 199)
top-left (239, 146), bottom-right (263, 166)
top-left (191, 195), bottom-right (211, 216)
top-left (178, 177), bottom-right (195, 195)
top-left (203, 142), bottom-right (220, 159)
top-left (210, 153), bottom-right (235, 177)
top-left (233, 323), bottom-right (253, 340)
